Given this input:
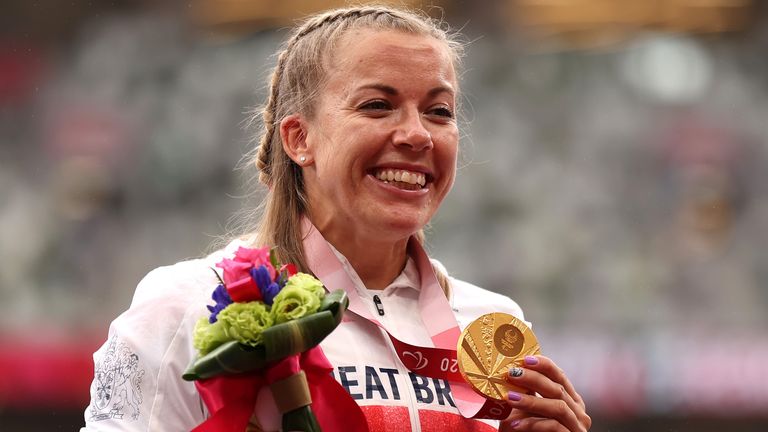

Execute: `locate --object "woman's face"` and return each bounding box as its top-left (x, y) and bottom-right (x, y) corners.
top-left (301, 30), bottom-right (459, 242)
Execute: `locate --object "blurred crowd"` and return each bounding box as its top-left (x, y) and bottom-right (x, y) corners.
top-left (1, 0), bottom-right (767, 423)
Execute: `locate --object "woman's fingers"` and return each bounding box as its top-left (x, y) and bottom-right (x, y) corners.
top-left (503, 355), bottom-right (591, 431)
top-left (507, 365), bottom-right (583, 419)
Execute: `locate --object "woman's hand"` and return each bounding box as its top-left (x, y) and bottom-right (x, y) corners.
top-left (499, 355), bottom-right (591, 432)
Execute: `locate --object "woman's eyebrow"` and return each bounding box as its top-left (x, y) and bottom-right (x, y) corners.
top-left (357, 83), bottom-right (398, 95)
top-left (427, 85), bottom-right (455, 98)
top-left (355, 83), bottom-right (455, 97)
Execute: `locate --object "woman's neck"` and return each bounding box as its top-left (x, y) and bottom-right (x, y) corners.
top-left (311, 219), bottom-right (410, 290)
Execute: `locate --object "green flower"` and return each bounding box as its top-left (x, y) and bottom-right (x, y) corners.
top-left (271, 276), bottom-right (324, 324)
top-left (284, 273), bottom-right (326, 302)
top-left (193, 317), bottom-right (229, 355)
top-left (215, 301), bottom-right (273, 347)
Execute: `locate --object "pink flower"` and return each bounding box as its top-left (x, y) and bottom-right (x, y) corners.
top-left (215, 246), bottom-right (278, 303)
top-left (216, 258), bottom-right (253, 286)
top-left (233, 246), bottom-right (276, 280)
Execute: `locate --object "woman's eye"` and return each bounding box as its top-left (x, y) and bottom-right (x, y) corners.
top-left (360, 100), bottom-right (390, 110)
top-left (429, 106), bottom-right (454, 119)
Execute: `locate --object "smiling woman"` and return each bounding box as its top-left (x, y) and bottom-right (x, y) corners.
top-left (82, 5), bottom-right (589, 432)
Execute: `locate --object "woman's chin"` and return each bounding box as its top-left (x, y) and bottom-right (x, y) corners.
top-left (361, 209), bottom-right (431, 240)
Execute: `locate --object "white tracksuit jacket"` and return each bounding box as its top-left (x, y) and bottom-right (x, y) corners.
top-left (81, 241), bottom-right (527, 431)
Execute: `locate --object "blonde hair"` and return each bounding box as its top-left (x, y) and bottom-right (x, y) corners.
top-left (245, 5), bottom-right (463, 296)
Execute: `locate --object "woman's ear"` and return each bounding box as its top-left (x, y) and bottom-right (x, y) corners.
top-left (280, 114), bottom-right (313, 166)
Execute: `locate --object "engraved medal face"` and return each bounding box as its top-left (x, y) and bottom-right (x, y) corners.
top-left (457, 312), bottom-right (541, 400)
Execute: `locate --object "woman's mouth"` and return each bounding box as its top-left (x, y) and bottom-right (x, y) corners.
top-left (372, 168), bottom-right (427, 191)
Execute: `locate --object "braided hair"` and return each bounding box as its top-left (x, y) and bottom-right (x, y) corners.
top-left (246, 5), bottom-right (463, 295)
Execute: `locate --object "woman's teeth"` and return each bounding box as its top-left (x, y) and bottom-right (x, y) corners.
top-left (374, 169), bottom-right (427, 188)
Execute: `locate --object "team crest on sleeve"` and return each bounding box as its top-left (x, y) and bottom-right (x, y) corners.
top-left (89, 335), bottom-right (146, 422)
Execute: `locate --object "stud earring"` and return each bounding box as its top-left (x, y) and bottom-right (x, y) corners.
top-left (299, 155), bottom-right (306, 163)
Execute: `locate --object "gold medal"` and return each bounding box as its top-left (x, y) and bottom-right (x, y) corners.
top-left (457, 312), bottom-right (541, 400)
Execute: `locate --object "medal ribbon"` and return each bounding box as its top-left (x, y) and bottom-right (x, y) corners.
top-left (302, 220), bottom-right (512, 420)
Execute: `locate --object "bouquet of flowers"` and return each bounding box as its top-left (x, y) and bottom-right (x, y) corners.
top-left (183, 246), bottom-right (350, 432)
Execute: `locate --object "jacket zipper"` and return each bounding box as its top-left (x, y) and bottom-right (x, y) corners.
top-left (373, 295), bottom-right (385, 316)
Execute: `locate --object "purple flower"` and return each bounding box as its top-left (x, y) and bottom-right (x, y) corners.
top-left (261, 281), bottom-right (280, 306)
top-left (207, 284), bottom-right (232, 323)
top-left (251, 265), bottom-right (281, 305)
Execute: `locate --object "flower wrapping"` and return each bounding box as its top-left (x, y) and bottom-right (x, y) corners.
top-left (183, 246), bottom-right (366, 432)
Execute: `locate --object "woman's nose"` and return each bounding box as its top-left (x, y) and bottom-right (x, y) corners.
top-left (392, 109), bottom-right (433, 151)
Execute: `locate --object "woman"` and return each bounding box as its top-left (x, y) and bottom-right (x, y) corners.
top-left (83, 5), bottom-right (590, 432)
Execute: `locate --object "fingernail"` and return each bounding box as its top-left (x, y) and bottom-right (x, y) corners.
top-left (509, 367), bottom-right (523, 378)
top-left (507, 391), bottom-right (522, 401)
top-left (509, 420), bottom-right (521, 429)
top-left (524, 355), bottom-right (539, 365)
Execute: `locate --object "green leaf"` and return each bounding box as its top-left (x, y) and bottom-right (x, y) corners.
top-left (262, 310), bottom-right (334, 360)
top-left (318, 290), bottom-right (348, 323)
top-left (182, 341), bottom-right (267, 380)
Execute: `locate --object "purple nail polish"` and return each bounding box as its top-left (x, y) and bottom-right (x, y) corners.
top-left (524, 355), bottom-right (539, 366)
top-left (508, 391), bottom-right (522, 401)
top-left (509, 420), bottom-right (521, 429)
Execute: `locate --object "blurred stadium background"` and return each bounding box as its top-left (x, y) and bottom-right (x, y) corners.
top-left (2, 0), bottom-right (767, 430)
